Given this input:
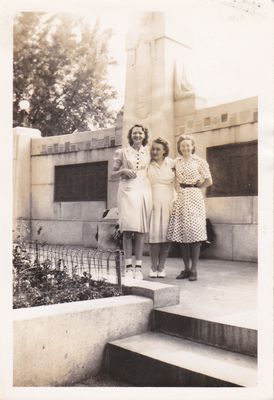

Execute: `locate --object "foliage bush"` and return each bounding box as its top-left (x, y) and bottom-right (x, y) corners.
top-left (13, 12), bottom-right (117, 135)
top-left (13, 243), bottom-right (122, 309)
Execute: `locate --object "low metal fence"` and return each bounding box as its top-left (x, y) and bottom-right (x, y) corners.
top-left (13, 241), bottom-right (123, 295)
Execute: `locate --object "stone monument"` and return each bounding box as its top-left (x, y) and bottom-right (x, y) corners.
top-left (122, 11), bottom-right (202, 155)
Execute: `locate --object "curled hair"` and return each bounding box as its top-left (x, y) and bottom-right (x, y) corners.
top-left (151, 137), bottom-right (170, 158)
top-left (127, 124), bottom-right (149, 147)
top-left (177, 134), bottom-right (196, 155)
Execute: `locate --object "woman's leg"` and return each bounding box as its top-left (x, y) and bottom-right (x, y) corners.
top-left (134, 232), bottom-right (145, 280)
top-left (158, 243), bottom-right (170, 272)
top-left (123, 231), bottom-right (133, 260)
top-left (134, 232), bottom-right (146, 261)
top-left (190, 242), bottom-right (201, 273)
top-left (122, 231), bottom-right (134, 278)
top-left (150, 243), bottom-right (160, 272)
top-left (176, 243), bottom-right (191, 279)
top-left (181, 243), bottom-right (191, 271)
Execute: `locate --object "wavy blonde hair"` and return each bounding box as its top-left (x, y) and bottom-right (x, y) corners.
top-left (177, 134), bottom-right (196, 155)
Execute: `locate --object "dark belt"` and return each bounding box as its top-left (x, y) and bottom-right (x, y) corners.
top-left (180, 183), bottom-right (198, 188)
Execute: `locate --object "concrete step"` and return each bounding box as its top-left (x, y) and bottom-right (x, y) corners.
top-left (105, 332), bottom-right (257, 387)
top-left (153, 308), bottom-right (257, 357)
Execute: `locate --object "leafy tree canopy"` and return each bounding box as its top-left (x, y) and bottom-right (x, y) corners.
top-left (13, 12), bottom-right (117, 136)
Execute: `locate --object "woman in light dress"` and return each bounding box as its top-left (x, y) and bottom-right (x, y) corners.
top-left (147, 138), bottom-right (176, 278)
top-left (111, 124), bottom-right (152, 280)
top-left (167, 135), bottom-right (213, 281)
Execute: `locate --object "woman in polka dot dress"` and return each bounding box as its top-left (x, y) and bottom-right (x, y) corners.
top-left (167, 135), bottom-right (213, 281)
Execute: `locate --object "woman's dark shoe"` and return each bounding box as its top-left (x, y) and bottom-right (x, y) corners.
top-left (176, 270), bottom-right (191, 279)
top-left (189, 271), bottom-right (197, 281)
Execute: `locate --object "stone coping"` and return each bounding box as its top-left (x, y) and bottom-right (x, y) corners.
top-left (12, 276), bottom-right (180, 320)
top-left (100, 274), bottom-right (180, 308)
top-left (12, 295), bottom-right (148, 320)
top-left (122, 278), bottom-right (180, 308)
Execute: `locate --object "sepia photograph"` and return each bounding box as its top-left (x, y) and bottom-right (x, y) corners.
top-left (0, 0), bottom-right (273, 399)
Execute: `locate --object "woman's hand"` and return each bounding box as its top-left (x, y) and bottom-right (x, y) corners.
top-left (121, 169), bottom-right (137, 179)
top-left (196, 178), bottom-right (213, 188)
top-left (196, 180), bottom-right (203, 188)
top-left (111, 168), bottom-right (136, 180)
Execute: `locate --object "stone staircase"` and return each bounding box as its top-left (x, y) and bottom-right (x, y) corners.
top-left (104, 306), bottom-right (257, 387)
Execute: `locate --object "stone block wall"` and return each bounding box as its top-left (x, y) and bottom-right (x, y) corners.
top-left (14, 97), bottom-right (258, 260)
top-left (13, 126), bottom-right (122, 247)
top-left (13, 127), bottom-right (42, 240)
top-left (174, 96), bottom-right (258, 261)
top-left (28, 127), bottom-right (121, 247)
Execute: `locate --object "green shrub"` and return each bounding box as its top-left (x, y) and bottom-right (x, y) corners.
top-left (13, 243), bottom-right (122, 309)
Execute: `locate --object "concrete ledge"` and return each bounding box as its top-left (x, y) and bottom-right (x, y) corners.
top-left (13, 295), bottom-right (153, 386)
top-left (122, 279), bottom-right (180, 308)
top-left (105, 332), bottom-right (256, 387)
top-left (154, 310), bottom-right (257, 356)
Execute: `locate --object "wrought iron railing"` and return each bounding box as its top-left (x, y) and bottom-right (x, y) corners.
top-left (13, 241), bottom-right (123, 295)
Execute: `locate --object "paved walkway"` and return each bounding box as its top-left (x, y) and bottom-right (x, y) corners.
top-left (31, 243), bottom-right (257, 329)
top-left (74, 257), bottom-right (257, 387)
top-left (141, 256), bottom-right (257, 329)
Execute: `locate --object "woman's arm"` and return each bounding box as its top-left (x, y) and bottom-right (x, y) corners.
top-left (196, 158), bottom-right (213, 188)
top-left (196, 177), bottom-right (213, 188)
top-left (111, 148), bottom-right (136, 179)
top-left (111, 167), bottom-right (136, 180)
top-left (111, 167), bottom-right (124, 180)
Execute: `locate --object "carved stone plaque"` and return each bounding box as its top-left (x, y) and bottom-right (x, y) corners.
top-left (207, 141), bottom-right (258, 197)
top-left (54, 161), bottom-right (108, 202)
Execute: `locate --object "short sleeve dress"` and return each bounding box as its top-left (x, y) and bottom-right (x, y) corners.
top-left (113, 146), bottom-right (152, 233)
top-left (167, 155), bottom-right (212, 243)
top-left (147, 158), bottom-right (176, 243)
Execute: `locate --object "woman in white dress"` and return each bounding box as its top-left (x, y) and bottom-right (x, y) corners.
top-left (111, 124), bottom-right (152, 280)
top-left (148, 138), bottom-right (176, 278)
top-left (167, 135), bottom-right (213, 281)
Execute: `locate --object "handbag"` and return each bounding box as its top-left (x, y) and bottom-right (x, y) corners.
top-left (111, 224), bottom-right (123, 248)
top-left (201, 218), bottom-right (215, 250)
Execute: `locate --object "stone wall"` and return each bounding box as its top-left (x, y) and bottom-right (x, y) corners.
top-left (13, 296), bottom-right (153, 386)
top-left (13, 96), bottom-right (258, 260)
top-left (30, 127), bottom-right (121, 247)
top-left (13, 127), bottom-right (42, 240)
top-left (175, 96), bottom-right (258, 261)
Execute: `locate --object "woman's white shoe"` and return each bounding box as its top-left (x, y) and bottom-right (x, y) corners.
top-left (157, 269), bottom-right (166, 278)
top-left (134, 268), bottom-right (143, 280)
top-left (125, 268), bottom-right (134, 280)
top-left (149, 269), bottom-right (158, 278)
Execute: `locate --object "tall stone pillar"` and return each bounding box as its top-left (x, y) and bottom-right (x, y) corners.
top-left (13, 127), bottom-right (41, 240)
top-left (122, 12), bottom-right (193, 156)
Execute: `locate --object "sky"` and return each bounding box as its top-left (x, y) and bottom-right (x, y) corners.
top-left (80, 0), bottom-right (272, 111)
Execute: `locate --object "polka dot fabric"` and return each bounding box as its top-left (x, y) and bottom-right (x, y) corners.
top-left (167, 155), bottom-right (212, 243)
